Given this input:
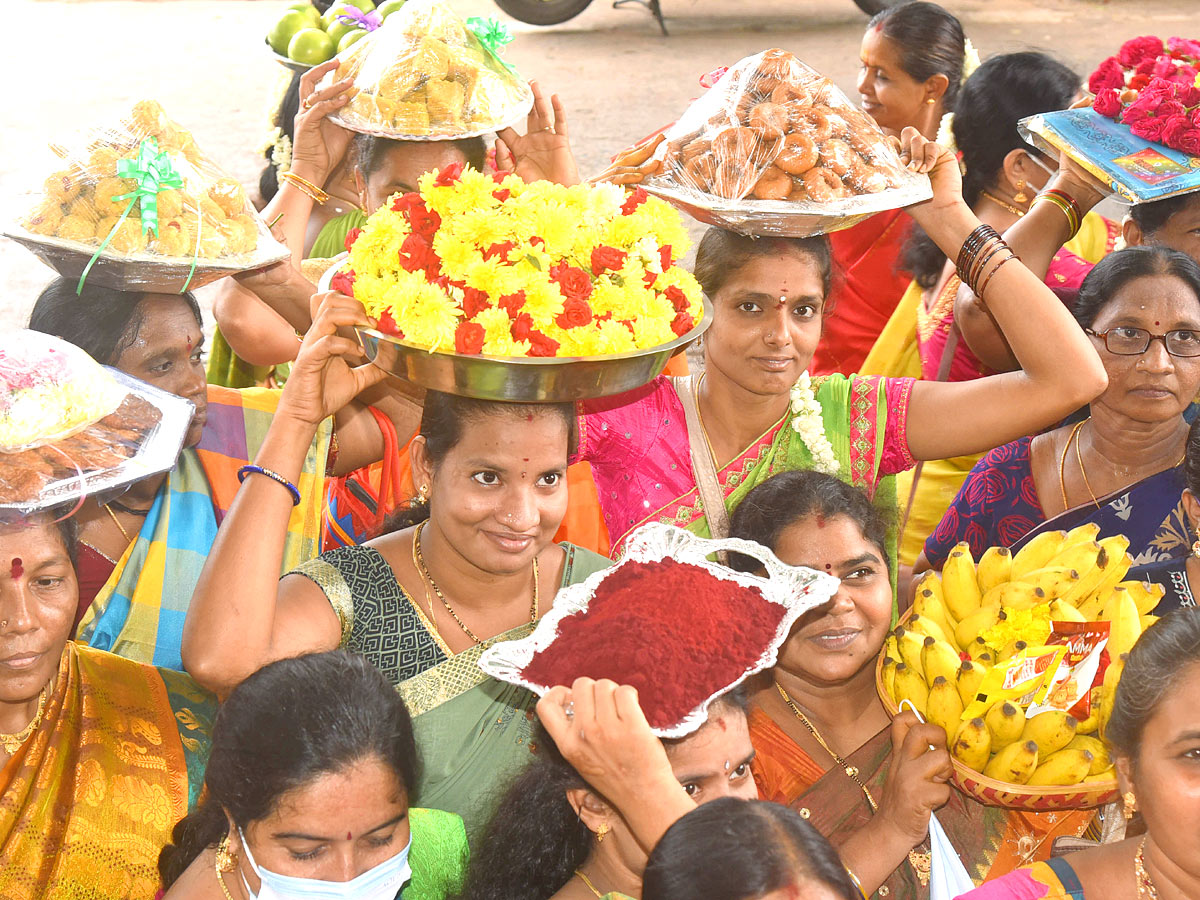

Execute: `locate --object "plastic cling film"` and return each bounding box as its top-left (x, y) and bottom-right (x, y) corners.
top-left (320, 0), bottom-right (533, 140)
top-left (641, 48), bottom-right (931, 237)
top-left (6, 100), bottom-right (288, 292)
top-left (1027, 621), bottom-right (1110, 720)
top-left (961, 645), bottom-right (1068, 721)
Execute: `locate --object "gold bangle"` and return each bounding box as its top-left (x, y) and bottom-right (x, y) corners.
top-left (1032, 192), bottom-right (1079, 239)
top-left (845, 867), bottom-right (869, 900)
top-left (281, 171), bottom-right (330, 204)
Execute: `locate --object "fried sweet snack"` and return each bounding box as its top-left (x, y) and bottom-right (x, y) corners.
top-left (325, 0), bottom-right (532, 139)
top-left (16, 100), bottom-right (279, 269)
top-left (648, 48), bottom-right (924, 227)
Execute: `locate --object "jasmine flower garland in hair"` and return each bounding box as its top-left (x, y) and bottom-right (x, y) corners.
top-left (789, 373), bottom-right (838, 475)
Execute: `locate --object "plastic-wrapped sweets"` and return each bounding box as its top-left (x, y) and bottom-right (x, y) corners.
top-left (323, 0), bottom-right (533, 140)
top-left (643, 49), bottom-right (932, 237)
top-left (6, 100), bottom-right (288, 292)
top-left (0, 331), bottom-right (193, 514)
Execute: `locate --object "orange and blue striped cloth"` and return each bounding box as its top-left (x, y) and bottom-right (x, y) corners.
top-left (77, 386), bottom-right (332, 670)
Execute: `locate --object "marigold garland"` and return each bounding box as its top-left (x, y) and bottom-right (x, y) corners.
top-left (338, 165), bottom-right (704, 358)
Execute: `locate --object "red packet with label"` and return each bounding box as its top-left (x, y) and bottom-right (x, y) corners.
top-left (1028, 621), bottom-right (1110, 720)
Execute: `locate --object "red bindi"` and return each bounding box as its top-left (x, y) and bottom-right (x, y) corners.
top-left (346, 831), bottom-right (353, 841)
top-left (526, 414), bottom-right (533, 422)
top-left (824, 563), bottom-right (832, 570)
top-left (10, 558), bottom-right (23, 579)
top-left (815, 514), bottom-right (826, 528)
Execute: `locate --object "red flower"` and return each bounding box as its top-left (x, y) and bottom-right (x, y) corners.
top-left (392, 193), bottom-right (441, 238)
top-left (620, 187), bottom-right (649, 216)
top-left (530, 236), bottom-right (545, 248)
top-left (377, 309), bottom-right (401, 336)
top-left (1168, 36), bottom-right (1200, 59)
top-left (499, 291), bottom-right (526, 315)
top-left (462, 287), bottom-right (491, 318)
top-left (1135, 58), bottom-right (1158, 77)
top-left (1163, 115), bottom-right (1200, 154)
top-left (659, 244), bottom-right (673, 271)
top-left (1088, 57), bottom-right (1125, 94)
top-left (483, 241), bottom-right (515, 262)
top-left (590, 245), bottom-right (628, 276)
top-left (556, 297), bottom-right (594, 329)
top-left (435, 163), bottom-right (464, 186)
top-left (664, 285), bottom-right (691, 313)
top-left (1121, 100), bottom-right (1153, 125)
top-left (392, 192), bottom-right (421, 213)
top-left (549, 262), bottom-right (594, 302)
top-left (670, 312), bottom-right (695, 336)
top-left (330, 269), bottom-right (356, 297)
top-left (343, 228), bottom-right (362, 251)
top-left (492, 188), bottom-right (511, 202)
top-left (1130, 115), bottom-right (1169, 142)
top-left (1174, 128), bottom-right (1200, 156)
top-left (1130, 73), bottom-right (1152, 91)
top-left (510, 312), bottom-right (534, 342)
top-left (528, 331), bottom-right (560, 357)
top-left (1118, 36), bottom-right (1165, 68)
top-left (398, 233), bottom-right (438, 274)
top-left (455, 321), bottom-right (485, 355)
top-left (1092, 88), bottom-right (1124, 119)
top-left (491, 172), bottom-right (509, 184)
top-left (643, 272), bottom-right (658, 287)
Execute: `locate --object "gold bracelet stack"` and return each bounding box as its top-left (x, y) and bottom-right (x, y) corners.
top-left (281, 171), bottom-right (329, 204)
top-left (1032, 188), bottom-right (1082, 240)
top-left (955, 224), bottom-right (1019, 302)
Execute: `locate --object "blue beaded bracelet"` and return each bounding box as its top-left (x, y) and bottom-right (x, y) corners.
top-left (236, 465), bottom-right (301, 507)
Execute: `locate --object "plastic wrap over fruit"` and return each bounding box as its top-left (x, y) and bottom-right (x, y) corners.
top-left (6, 100), bottom-right (288, 292)
top-left (321, 0), bottom-right (533, 140)
top-left (642, 49), bottom-right (932, 237)
top-left (0, 331), bottom-right (194, 515)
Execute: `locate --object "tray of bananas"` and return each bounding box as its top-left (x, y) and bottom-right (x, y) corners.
top-left (876, 523), bottom-right (1160, 810)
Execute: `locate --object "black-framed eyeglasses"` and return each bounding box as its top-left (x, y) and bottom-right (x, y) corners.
top-left (1085, 326), bottom-right (1200, 358)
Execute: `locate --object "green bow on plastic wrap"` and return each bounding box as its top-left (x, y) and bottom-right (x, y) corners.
top-left (77, 136), bottom-right (200, 295)
top-left (466, 16), bottom-right (517, 73)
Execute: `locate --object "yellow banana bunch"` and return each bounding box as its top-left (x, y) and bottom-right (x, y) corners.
top-left (881, 656), bottom-right (898, 702)
top-left (1098, 654), bottom-right (1125, 738)
top-left (951, 717), bottom-right (992, 771)
top-left (908, 613), bottom-right (952, 647)
top-left (922, 637), bottom-right (962, 686)
top-left (1075, 687), bottom-right (1103, 735)
top-left (957, 659), bottom-right (988, 708)
top-left (955, 606), bottom-right (1005, 652)
top-left (893, 663), bottom-right (929, 717)
top-left (894, 627), bottom-right (927, 678)
top-left (1049, 599), bottom-right (1086, 623)
top-left (1010, 530), bottom-right (1067, 581)
top-left (985, 700), bottom-right (1026, 750)
top-left (1140, 614), bottom-right (1160, 632)
top-left (913, 579), bottom-right (959, 645)
top-left (977, 546), bottom-right (1013, 595)
top-left (995, 583), bottom-right (1047, 611)
top-left (1067, 735), bottom-right (1111, 774)
top-left (1106, 588), bottom-right (1144, 660)
top-left (984, 740), bottom-right (1039, 784)
top-left (1019, 567), bottom-right (1080, 601)
top-left (1061, 522), bottom-right (1101, 551)
top-left (1021, 710), bottom-right (1078, 756)
top-left (1083, 767), bottom-right (1117, 784)
top-left (942, 543), bottom-right (983, 621)
top-left (1122, 579), bottom-right (1165, 615)
top-left (927, 676), bottom-right (964, 745)
top-left (1027, 747), bottom-right (1093, 786)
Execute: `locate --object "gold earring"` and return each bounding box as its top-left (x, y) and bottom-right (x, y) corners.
top-left (416, 484), bottom-right (429, 504)
top-left (1123, 791), bottom-right (1137, 820)
top-left (1014, 179), bottom-right (1028, 204)
top-left (926, 97), bottom-right (936, 105)
top-left (597, 823), bottom-right (609, 843)
top-left (215, 834), bottom-right (236, 873)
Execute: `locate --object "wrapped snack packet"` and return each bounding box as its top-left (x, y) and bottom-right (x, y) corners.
top-left (0, 331), bottom-right (193, 515)
top-left (1027, 621), bottom-right (1110, 721)
top-left (643, 49), bottom-right (932, 237)
top-left (961, 645), bottom-right (1068, 721)
top-left (322, 0), bottom-right (533, 140)
top-left (6, 100), bottom-right (288, 292)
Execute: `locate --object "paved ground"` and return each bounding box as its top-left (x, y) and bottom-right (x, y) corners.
top-left (3, 0), bottom-right (1196, 333)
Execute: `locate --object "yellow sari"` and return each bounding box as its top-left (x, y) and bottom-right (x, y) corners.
top-left (0, 643), bottom-right (214, 898)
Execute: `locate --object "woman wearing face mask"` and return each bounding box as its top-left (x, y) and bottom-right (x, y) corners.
top-left (159, 650), bottom-right (468, 900)
top-left (458, 690), bottom-right (757, 900)
top-left (921, 247), bottom-right (1200, 575)
top-left (860, 52), bottom-right (1121, 571)
top-left (641, 799), bottom-right (861, 900)
top-left (729, 470), bottom-right (1097, 899)
top-left (957, 608), bottom-right (1200, 900)
top-left (181, 293), bottom-right (610, 838)
top-left (576, 129), bottom-right (1107, 569)
top-left (810, 1), bottom-right (966, 376)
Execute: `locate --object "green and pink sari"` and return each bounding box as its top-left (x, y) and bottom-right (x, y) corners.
top-left (577, 373), bottom-right (915, 561)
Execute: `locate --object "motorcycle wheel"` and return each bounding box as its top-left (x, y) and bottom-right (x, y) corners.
top-left (492, 0), bottom-right (594, 25)
top-left (851, 0), bottom-right (903, 13)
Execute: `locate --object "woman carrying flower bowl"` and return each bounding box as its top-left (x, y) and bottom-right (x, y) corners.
top-left (578, 128), bottom-right (1107, 583)
top-left (180, 292), bottom-right (611, 840)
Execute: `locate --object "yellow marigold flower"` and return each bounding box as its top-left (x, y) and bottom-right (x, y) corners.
top-left (981, 606), bottom-right (1053, 651)
top-left (473, 306), bottom-right (514, 344)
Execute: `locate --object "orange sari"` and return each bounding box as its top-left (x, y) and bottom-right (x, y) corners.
top-left (748, 708), bottom-right (1096, 899)
top-left (0, 643), bottom-right (213, 898)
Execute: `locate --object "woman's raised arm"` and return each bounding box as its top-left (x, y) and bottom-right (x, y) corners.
top-left (897, 130), bottom-right (1108, 461)
top-left (181, 293), bottom-right (390, 695)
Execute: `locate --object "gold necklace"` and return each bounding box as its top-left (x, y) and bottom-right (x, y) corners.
top-left (1135, 839), bottom-right (1160, 900)
top-left (574, 869), bottom-right (604, 898)
top-left (1058, 419), bottom-right (1090, 512)
top-left (775, 682), bottom-right (932, 887)
top-left (981, 189), bottom-right (1026, 217)
top-left (412, 521), bottom-right (538, 645)
top-left (1073, 421), bottom-right (1102, 509)
top-left (692, 373), bottom-right (721, 470)
top-left (103, 504), bottom-right (133, 543)
top-left (0, 683), bottom-right (50, 755)
top-left (215, 865), bottom-right (236, 900)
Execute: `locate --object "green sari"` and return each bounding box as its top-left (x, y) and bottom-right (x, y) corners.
top-left (292, 541), bottom-right (611, 840)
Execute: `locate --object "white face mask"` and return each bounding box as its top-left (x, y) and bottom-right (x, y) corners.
top-left (238, 827), bottom-right (413, 900)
